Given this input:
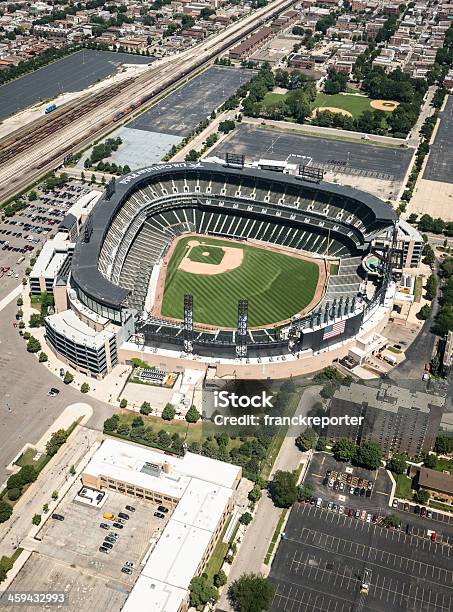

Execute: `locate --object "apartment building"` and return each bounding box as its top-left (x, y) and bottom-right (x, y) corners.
top-left (327, 382), bottom-right (445, 457)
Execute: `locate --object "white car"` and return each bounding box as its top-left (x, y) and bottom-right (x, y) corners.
top-left (392, 499), bottom-right (399, 508)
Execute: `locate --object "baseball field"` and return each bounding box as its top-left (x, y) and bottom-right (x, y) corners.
top-left (160, 235), bottom-right (322, 328)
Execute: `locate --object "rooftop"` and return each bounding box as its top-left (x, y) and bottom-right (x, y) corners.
top-left (45, 308), bottom-right (115, 349)
top-left (333, 382), bottom-right (446, 413)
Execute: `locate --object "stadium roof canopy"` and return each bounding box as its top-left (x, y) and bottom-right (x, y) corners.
top-left (71, 162), bottom-right (397, 309)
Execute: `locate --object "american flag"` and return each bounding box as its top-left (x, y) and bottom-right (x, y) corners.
top-left (323, 320), bottom-right (346, 340)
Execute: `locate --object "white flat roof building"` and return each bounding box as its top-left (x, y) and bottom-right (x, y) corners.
top-left (82, 440), bottom-right (241, 612)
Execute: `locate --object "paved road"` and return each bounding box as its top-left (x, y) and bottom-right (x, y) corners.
top-left (217, 386), bottom-right (320, 611)
top-left (0, 50), bottom-right (152, 121)
top-left (0, 300), bottom-right (113, 484)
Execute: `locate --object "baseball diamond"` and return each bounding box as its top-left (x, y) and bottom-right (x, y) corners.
top-left (159, 235), bottom-right (322, 328)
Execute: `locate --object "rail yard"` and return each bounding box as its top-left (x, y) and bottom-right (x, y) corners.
top-left (0, 0), bottom-right (295, 203)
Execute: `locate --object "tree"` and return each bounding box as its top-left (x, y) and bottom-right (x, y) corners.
top-left (16, 297), bottom-right (23, 306)
top-left (189, 575), bottom-right (218, 608)
top-left (119, 398), bottom-right (127, 408)
top-left (6, 474), bottom-right (23, 490)
top-left (239, 511), bottom-right (253, 525)
top-left (51, 490), bottom-right (58, 500)
top-left (8, 488), bottom-right (21, 501)
top-left (69, 465), bottom-right (76, 476)
top-left (316, 437), bottom-right (327, 451)
top-left (332, 438), bottom-right (357, 463)
top-left (434, 435), bottom-right (453, 455)
top-left (42, 503), bottom-right (49, 513)
top-left (45, 429), bottom-right (69, 456)
top-left (26, 336), bottom-right (41, 353)
top-left (29, 313), bottom-right (41, 328)
top-left (248, 484), bottom-right (262, 503)
top-left (103, 415), bottom-right (119, 433)
top-left (295, 428), bottom-right (317, 452)
top-left (185, 405), bottom-right (200, 423)
top-left (268, 470), bottom-right (298, 508)
top-left (383, 514), bottom-right (400, 528)
top-left (185, 149), bottom-right (199, 162)
top-left (140, 401), bottom-right (151, 415)
top-left (0, 500), bottom-right (13, 523)
top-left (228, 573), bottom-right (275, 612)
top-left (356, 442), bottom-right (382, 470)
top-left (425, 275), bottom-right (438, 301)
top-left (387, 454), bottom-right (407, 475)
top-left (418, 304), bottom-right (432, 320)
top-left (162, 403), bottom-right (176, 420)
top-left (297, 482), bottom-right (314, 501)
top-left (424, 454), bottom-right (438, 469)
top-left (28, 190), bottom-right (37, 201)
top-left (80, 382), bottom-right (90, 394)
top-left (63, 371), bottom-right (74, 384)
top-left (214, 569), bottom-right (227, 588)
top-left (414, 489), bottom-right (430, 503)
top-left (19, 465), bottom-right (37, 484)
top-left (38, 352), bottom-right (48, 363)
top-left (32, 514), bottom-right (41, 526)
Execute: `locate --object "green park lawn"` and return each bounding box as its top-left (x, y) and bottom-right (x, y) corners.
top-left (262, 91), bottom-right (395, 119)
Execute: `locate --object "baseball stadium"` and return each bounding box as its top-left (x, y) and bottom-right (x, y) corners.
top-left (52, 159), bottom-right (403, 378)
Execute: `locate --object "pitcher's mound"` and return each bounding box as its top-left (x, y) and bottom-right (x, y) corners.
top-left (370, 99), bottom-right (400, 111)
top-left (312, 106), bottom-right (353, 118)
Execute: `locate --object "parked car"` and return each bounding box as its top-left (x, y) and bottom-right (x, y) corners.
top-left (100, 523), bottom-right (109, 530)
top-left (112, 522), bottom-right (124, 529)
top-left (404, 503), bottom-right (410, 512)
top-left (420, 507), bottom-right (427, 517)
top-left (355, 510), bottom-right (360, 519)
top-left (51, 514), bottom-right (64, 521)
top-left (348, 509), bottom-right (354, 518)
top-left (102, 542), bottom-right (113, 549)
top-left (125, 505), bottom-right (136, 512)
top-left (124, 561), bottom-right (134, 568)
top-left (427, 510), bottom-right (433, 519)
top-left (154, 511), bottom-right (165, 519)
top-left (430, 531), bottom-right (436, 541)
top-left (414, 505), bottom-right (421, 515)
top-left (99, 547), bottom-right (110, 554)
top-left (118, 512), bottom-right (129, 520)
top-left (392, 499), bottom-right (399, 508)
top-left (354, 487), bottom-right (360, 496)
top-left (157, 506), bottom-right (168, 514)
top-left (105, 536), bottom-right (116, 545)
top-left (327, 501), bottom-right (333, 511)
top-left (121, 567), bottom-right (132, 575)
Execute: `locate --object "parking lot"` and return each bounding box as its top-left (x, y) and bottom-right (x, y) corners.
top-left (270, 503), bottom-right (453, 612)
top-left (128, 66), bottom-right (255, 136)
top-left (212, 123), bottom-right (413, 183)
top-left (36, 480), bottom-right (170, 586)
top-left (423, 95), bottom-right (453, 184)
top-left (305, 452), bottom-right (392, 516)
top-left (5, 552), bottom-right (130, 612)
top-left (0, 180), bottom-right (93, 301)
top-left (304, 453), bottom-right (453, 545)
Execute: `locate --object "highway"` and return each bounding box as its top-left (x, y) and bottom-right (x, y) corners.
top-left (0, 0), bottom-right (295, 203)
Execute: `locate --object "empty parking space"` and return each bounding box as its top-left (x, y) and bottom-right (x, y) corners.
top-left (212, 123), bottom-right (413, 181)
top-left (128, 67), bottom-right (254, 136)
top-left (270, 504), bottom-right (453, 612)
top-left (5, 553), bottom-right (129, 612)
top-left (423, 96), bottom-right (453, 184)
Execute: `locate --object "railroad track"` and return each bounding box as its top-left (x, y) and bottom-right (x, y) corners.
top-left (0, 0), bottom-right (296, 203)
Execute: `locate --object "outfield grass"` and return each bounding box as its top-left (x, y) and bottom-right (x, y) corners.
top-left (162, 236), bottom-right (320, 327)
